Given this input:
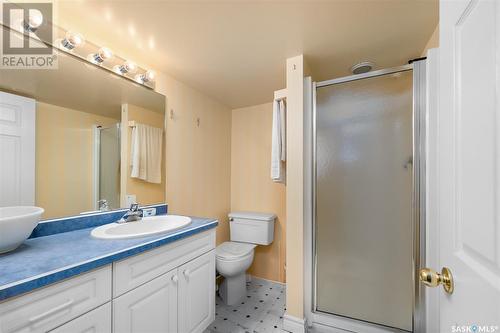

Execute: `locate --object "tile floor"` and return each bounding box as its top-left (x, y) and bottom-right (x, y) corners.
top-left (204, 277), bottom-right (288, 333)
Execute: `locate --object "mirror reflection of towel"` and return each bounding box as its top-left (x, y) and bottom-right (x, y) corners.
top-left (130, 123), bottom-right (163, 184)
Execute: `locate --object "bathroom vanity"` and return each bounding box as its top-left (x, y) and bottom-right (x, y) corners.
top-left (0, 212), bottom-right (217, 333)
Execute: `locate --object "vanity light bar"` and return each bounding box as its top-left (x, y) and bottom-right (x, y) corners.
top-left (88, 47), bottom-right (113, 64)
top-left (22, 9), bottom-right (43, 33)
top-left (114, 60), bottom-right (137, 75)
top-left (60, 31), bottom-right (85, 50)
top-left (135, 70), bottom-right (156, 84)
top-left (54, 26), bottom-right (155, 87)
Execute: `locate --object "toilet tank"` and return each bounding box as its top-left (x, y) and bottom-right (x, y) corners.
top-left (228, 212), bottom-right (276, 245)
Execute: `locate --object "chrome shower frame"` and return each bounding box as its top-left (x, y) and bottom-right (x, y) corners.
top-left (304, 62), bottom-right (427, 333)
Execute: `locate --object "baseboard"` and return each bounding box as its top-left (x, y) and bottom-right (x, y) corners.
top-left (249, 275), bottom-right (286, 285)
top-left (311, 322), bottom-right (352, 333)
top-left (283, 313), bottom-right (306, 333)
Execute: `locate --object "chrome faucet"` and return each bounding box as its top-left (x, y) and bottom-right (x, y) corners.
top-left (119, 203), bottom-right (143, 223)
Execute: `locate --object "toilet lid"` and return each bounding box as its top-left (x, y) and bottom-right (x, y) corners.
top-left (216, 242), bottom-right (256, 259)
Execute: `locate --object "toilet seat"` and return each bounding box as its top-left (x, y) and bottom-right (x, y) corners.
top-left (216, 241), bottom-right (256, 260)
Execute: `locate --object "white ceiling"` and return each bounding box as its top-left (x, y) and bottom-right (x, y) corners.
top-left (55, 1), bottom-right (438, 108)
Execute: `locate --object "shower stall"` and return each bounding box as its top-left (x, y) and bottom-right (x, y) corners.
top-left (92, 123), bottom-right (121, 211)
top-left (306, 62), bottom-right (426, 332)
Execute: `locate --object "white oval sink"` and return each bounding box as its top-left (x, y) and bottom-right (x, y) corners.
top-left (91, 215), bottom-right (192, 239)
top-left (0, 206), bottom-right (44, 254)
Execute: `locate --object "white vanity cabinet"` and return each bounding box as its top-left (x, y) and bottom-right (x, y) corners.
top-left (0, 229), bottom-right (216, 333)
top-left (113, 269), bottom-right (178, 333)
top-left (113, 250), bottom-right (215, 333)
top-left (50, 303), bottom-right (112, 333)
top-left (178, 251), bottom-right (215, 333)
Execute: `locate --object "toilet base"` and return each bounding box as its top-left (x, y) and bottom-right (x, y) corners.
top-left (219, 273), bottom-right (247, 306)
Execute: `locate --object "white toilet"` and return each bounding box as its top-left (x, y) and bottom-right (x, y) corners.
top-left (216, 212), bottom-right (276, 305)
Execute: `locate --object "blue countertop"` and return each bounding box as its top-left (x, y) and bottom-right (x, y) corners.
top-left (0, 216), bottom-right (218, 301)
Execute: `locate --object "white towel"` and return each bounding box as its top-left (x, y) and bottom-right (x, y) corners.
top-left (130, 123), bottom-right (163, 184)
top-left (271, 98), bottom-right (286, 183)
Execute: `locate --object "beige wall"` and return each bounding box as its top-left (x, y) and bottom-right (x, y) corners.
top-left (422, 25), bottom-right (439, 56)
top-left (231, 103), bottom-right (287, 283)
top-left (156, 73), bottom-right (232, 245)
top-left (125, 104), bottom-right (166, 206)
top-left (36, 102), bottom-right (118, 219)
top-left (285, 55), bottom-right (306, 320)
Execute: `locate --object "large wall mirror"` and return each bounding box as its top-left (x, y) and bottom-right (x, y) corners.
top-left (0, 25), bottom-right (166, 220)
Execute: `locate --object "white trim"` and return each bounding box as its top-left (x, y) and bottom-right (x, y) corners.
top-left (303, 76), bottom-right (314, 329)
top-left (424, 48), bottom-right (440, 333)
top-left (274, 88), bottom-right (287, 101)
top-left (120, 104), bottom-right (129, 207)
top-left (283, 313), bottom-right (306, 333)
top-left (249, 275), bottom-right (286, 286)
top-left (92, 125), bottom-right (100, 210)
top-left (311, 313), bottom-right (404, 333)
top-left (309, 322), bottom-right (351, 333)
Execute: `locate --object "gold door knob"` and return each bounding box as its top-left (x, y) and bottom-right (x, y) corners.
top-left (419, 267), bottom-right (454, 294)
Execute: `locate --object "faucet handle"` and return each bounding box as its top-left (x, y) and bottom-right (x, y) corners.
top-left (130, 203), bottom-right (139, 211)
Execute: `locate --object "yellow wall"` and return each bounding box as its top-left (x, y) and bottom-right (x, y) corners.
top-left (285, 55), bottom-right (306, 320)
top-left (36, 102), bottom-right (118, 219)
top-left (50, 18), bottom-right (233, 245)
top-left (156, 73), bottom-right (232, 245)
top-left (231, 103), bottom-right (287, 283)
top-left (125, 104), bottom-right (166, 205)
top-left (422, 25), bottom-right (439, 56)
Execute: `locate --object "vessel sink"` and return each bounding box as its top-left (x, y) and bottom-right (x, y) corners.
top-left (91, 215), bottom-right (192, 239)
top-left (0, 206), bottom-right (44, 254)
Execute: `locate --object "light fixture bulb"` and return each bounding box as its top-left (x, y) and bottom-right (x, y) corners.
top-left (89, 47), bottom-right (113, 64)
top-left (144, 70), bottom-right (155, 82)
top-left (23, 9), bottom-right (43, 32)
top-left (135, 70), bottom-right (155, 84)
top-left (61, 31), bottom-right (85, 50)
top-left (115, 60), bottom-right (137, 75)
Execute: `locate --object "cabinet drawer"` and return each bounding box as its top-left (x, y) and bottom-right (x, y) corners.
top-left (113, 229), bottom-right (215, 297)
top-left (49, 302), bottom-right (111, 333)
top-left (0, 265), bottom-right (111, 333)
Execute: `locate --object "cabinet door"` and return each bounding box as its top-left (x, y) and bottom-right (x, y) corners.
top-left (178, 250), bottom-right (215, 333)
top-left (113, 270), bottom-right (178, 333)
top-left (49, 303), bottom-right (111, 333)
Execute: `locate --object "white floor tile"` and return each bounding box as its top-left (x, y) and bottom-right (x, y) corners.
top-left (205, 277), bottom-right (288, 333)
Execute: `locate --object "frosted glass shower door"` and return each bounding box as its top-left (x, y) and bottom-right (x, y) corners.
top-left (99, 124), bottom-right (121, 210)
top-left (314, 70), bottom-right (413, 331)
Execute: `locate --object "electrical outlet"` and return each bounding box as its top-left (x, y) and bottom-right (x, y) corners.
top-left (142, 207), bottom-right (156, 217)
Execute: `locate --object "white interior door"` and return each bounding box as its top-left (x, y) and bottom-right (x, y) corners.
top-left (0, 91), bottom-right (35, 207)
top-left (434, 0), bottom-right (500, 330)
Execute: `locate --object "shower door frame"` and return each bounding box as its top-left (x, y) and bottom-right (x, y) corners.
top-left (305, 62), bottom-right (427, 333)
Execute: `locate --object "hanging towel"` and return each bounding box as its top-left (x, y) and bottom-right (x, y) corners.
top-left (130, 123), bottom-right (163, 184)
top-left (271, 98), bottom-right (286, 183)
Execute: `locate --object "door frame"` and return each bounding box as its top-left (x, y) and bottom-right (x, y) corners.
top-left (304, 63), bottom-right (428, 333)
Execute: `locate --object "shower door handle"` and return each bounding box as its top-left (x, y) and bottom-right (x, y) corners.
top-left (403, 156), bottom-right (413, 169)
top-left (419, 267), bottom-right (454, 294)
